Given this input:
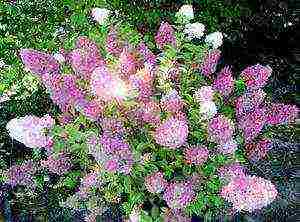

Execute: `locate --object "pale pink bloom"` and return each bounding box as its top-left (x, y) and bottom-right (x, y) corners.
top-left (154, 117), bottom-right (189, 149)
top-left (6, 115), bottom-right (54, 148)
top-left (145, 171), bottom-right (167, 193)
top-left (220, 175), bottom-right (278, 212)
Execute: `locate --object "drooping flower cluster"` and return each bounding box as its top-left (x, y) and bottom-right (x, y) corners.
top-left (6, 114), bottom-right (54, 148)
top-left (213, 66), bottom-right (234, 97)
top-left (240, 64), bottom-right (272, 90)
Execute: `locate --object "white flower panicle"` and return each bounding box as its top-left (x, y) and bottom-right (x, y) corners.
top-left (184, 22), bottom-right (205, 39)
top-left (6, 115), bottom-right (54, 148)
top-left (205, 31), bottom-right (223, 49)
top-left (91, 8), bottom-right (110, 25)
top-left (176, 5), bottom-right (194, 21)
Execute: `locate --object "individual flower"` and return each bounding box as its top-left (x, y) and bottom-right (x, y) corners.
top-left (5, 161), bottom-right (36, 187)
top-left (154, 117), bottom-right (189, 149)
top-left (205, 32), bottom-right (223, 49)
top-left (200, 49), bottom-right (221, 76)
top-left (184, 146), bottom-right (209, 166)
top-left (163, 181), bottom-right (195, 210)
top-left (20, 49), bottom-right (60, 76)
top-left (155, 22), bottom-right (176, 49)
top-left (217, 139), bottom-right (238, 155)
top-left (184, 22), bottom-right (205, 39)
top-left (6, 115), bottom-right (55, 148)
top-left (91, 8), bottom-right (110, 25)
top-left (238, 107), bottom-right (266, 142)
top-left (220, 175), bottom-right (278, 212)
top-left (194, 86), bottom-right (214, 103)
top-left (213, 66), bottom-right (234, 97)
top-left (145, 171), bottom-right (167, 193)
top-left (207, 115), bottom-right (234, 144)
top-left (246, 138), bottom-right (273, 162)
top-left (235, 89), bottom-right (266, 118)
top-left (266, 103), bottom-right (298, 125)
top-left (41, 153), bottom-right (72, 175)
top-left (240, 64), bottom-right (272, 90)
top-left (176, 5), bottom-right (194, 21)
top-left (218, 163), bottom-right (246, 182)
top-left (69, 36), bottom-right (104, 79)
top-left (161, 89), bottom-right (184, 113)
top-left (199, 101), bottom-right (218, 120)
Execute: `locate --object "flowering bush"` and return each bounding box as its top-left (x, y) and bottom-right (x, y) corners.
top-left (1, 4), bottom-right (298, 221)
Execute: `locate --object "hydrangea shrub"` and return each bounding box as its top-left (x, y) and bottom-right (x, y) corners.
top-left (2, 4), bottom-right (298, 221)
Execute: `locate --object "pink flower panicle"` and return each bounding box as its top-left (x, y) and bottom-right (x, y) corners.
top-left (163, 210), bottom-right (191, 222)
top-left (154, 117), bottom-right (189, 149)
top-left (106, 27), bottom-right (123, 56)
top-left (137, 100), bottom-right (161, 125)
top-left (155, 22), bottom-right (176, 49)
top-left (69, 36), bottom-right (105, 79)
top-left (266, 103), bottom-right (298, 125)
top-left (218, 163), bottom-right (246, 182)
top-left (207, 115), bottom-right (234, 144)
top-left (238, 107), bottom-right (266, 142)
top-left (145, 171), bottom-right (167, 193)
top-left (213, 66), bottom-right (234, 97)
top-left (235, 89), bottom-right (266, 118)
top-left (41, 153), bottom-right (72, 175)
top-left (246, 138), bottom-right (273, 162)
top-left (20, 49), bottom-right (60, 76)
top-left (200, 49), bottom-right (221, 77)
top-left (184, 146), bottom-right (209, 166)
top-left (220, 175), bottom-right (278, 212)
top-left (163, 181), bottom-right (195, 210)
top-left (240, 64), bottom-right (272, 90)
top-left (137, 42), bottom-right (157, 69)
top-left (161, 90), bottom-right (184, 114)
top-left (98, 134), bottom-right (134, 174)
top-left (74, 99), bottom-right (103, 121)
top-left (119, 48), bottom-right (139, 77)
top-left (6, 161), bottom-right (36, 188)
